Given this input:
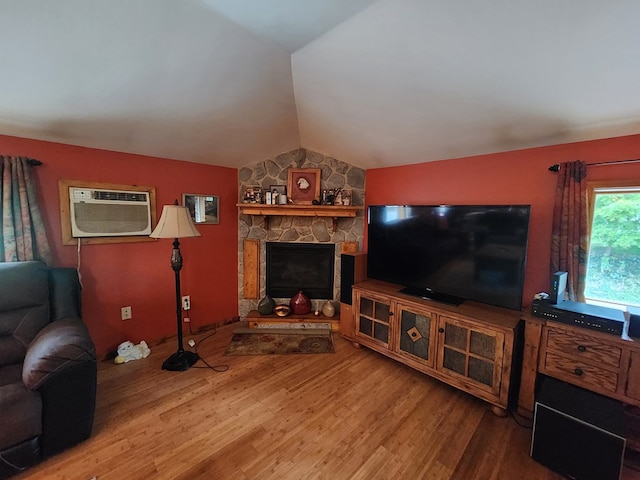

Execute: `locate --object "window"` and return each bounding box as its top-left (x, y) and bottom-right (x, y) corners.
top-left (585, 181), bottom-right (640, 309)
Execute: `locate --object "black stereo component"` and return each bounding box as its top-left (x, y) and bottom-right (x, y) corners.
top-left (531, 299), bottom-right (626, 336)
top-left (531, 377), bottom-right (625, 480)
top-left (340, 253), bottom-right (367, 305)
top-left (549, 271), bottom-right (567, 304)
top-left (628, 306), bottom-right (640, 339)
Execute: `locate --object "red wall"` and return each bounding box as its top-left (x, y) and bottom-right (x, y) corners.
top-left (0, 135), bottom-right (238, 356)
top-left (366, 134), bottom-right (640, 309)
top-left (5, 132), bottom-right (639, 351)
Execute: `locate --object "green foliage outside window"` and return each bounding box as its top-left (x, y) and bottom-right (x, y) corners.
top-left (585, 192), bottom-right (640, 307)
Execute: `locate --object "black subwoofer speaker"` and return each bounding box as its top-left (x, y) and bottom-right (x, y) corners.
top-left (340, 253), bottom-right (367, 305)
top-left (628, 306), bottom-right (640, 339)
top-left (531, 377), bottom-right (625, 480)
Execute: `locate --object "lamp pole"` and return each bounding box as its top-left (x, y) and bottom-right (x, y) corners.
top-left (162, 236), bottom-right (199, 371)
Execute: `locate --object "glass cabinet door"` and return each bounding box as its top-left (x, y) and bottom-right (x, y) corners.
top-left (396, 305), bottom-right (436, 368)
top-left (355, 292), bottom-right (391, 347)
top-left (437, 316), bottom-right (504, 395)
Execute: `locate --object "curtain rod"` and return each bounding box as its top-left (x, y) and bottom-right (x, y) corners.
top-left (548, 158), bottom-right (640, 172)
top-left (26, 159), bottom-right (42, 166)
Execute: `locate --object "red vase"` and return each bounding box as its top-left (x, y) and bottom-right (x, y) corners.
top-left (289, 290), bottom-right (312, 315)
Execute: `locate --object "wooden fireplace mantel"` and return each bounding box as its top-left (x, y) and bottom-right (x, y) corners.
top-left (237, 203), bottom-right (363, 231)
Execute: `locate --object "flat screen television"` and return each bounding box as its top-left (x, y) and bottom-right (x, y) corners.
top-left (367, 205), bottom-right (531, 310)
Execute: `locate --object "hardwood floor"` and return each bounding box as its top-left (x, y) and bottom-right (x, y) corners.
top-left (11, 322), bottom-right (600, 479)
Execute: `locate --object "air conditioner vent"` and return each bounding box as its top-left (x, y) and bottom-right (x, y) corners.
top-left (93, 191), bottom-right (148, 202)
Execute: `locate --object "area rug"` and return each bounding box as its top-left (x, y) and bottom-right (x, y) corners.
top-left (224, 328), bottom-right (335, 356)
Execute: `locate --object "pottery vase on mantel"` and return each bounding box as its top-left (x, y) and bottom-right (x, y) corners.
top-left (321, 300), bottom-right (336, 318)
top-left (257, 294), bottom-right (276, 315)
top-left (289, 290), bottom-right (312, 315)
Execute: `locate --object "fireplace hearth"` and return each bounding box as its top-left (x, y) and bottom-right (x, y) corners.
top-left (266, 242), bottom-right (335, 299)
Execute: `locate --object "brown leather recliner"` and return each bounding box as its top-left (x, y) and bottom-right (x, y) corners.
top-left (0, 261), bottom-right (97, 479)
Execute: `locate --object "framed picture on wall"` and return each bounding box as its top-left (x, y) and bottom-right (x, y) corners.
top-left (287, 168), bottom-right (321, 204)
top-left (182, 193), bottom-right (219, 224)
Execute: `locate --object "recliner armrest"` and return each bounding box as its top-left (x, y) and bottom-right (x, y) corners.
top-left (22, 318), bottom-right (96, 390)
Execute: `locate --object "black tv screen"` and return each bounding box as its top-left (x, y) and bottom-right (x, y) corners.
top-left (367, 205), bottom-right (531, 310)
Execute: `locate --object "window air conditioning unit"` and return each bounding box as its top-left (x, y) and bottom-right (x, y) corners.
top-left (69, 187), bottom-right (152, 238)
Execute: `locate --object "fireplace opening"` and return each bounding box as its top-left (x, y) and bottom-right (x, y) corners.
top-left (266, 242), bottom-right (335, 299)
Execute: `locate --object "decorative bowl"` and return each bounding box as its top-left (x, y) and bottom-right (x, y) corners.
top-left (274, 304), bottom-right (291, 317)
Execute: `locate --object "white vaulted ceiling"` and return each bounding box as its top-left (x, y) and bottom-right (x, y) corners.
top-left (1, 0), bottom-right (640, 169)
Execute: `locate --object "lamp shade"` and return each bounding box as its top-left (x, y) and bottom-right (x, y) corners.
top-left (150, 205), bottom-right (201, 239)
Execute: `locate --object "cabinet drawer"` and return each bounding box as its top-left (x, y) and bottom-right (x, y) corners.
top-left (546, 329), bottom-right (621, 368)
top-left (542, 352), bottom-right (618, 393)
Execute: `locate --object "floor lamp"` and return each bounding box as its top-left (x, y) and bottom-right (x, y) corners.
top-left (150, 200), bottom-right (201, 371)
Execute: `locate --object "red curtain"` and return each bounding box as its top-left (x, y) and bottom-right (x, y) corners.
top-left (550, 160), bottom-right (588, 302)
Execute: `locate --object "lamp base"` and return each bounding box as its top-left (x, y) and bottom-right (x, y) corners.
top-left (162, 350), bottom-right (200, 371)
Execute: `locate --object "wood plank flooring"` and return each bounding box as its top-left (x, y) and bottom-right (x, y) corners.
top-left (11, 322), bottom-right (614, 479)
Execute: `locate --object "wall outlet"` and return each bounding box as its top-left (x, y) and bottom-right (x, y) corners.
top-left (121, 306), bottom-right (132, 320)
top-left (184, 317), bottom-right (190, 323)
top-left (182, 295), bottom-right (191, 311)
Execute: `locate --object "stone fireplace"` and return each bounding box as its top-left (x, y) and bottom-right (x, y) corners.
top-left (238, 148), bottom-right (365, 318)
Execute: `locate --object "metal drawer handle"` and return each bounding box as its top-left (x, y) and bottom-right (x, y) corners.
top-left (438, 328), bottom-right (445, 333)
top-left (574, 368), bottom-right (584, 376)
top-left (577, 345), bottom-right (587, 352)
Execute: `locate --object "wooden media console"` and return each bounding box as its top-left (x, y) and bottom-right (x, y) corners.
top-left (341, 279), bottom-right (523, 416)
